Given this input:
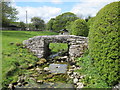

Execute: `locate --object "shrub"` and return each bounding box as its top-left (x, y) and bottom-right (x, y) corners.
top-left (71, 19), bottom-right (89, 37)
top-left (87, 17), bottom-right (95, 29)
top-left (88, 1), bottom-right (120, 86)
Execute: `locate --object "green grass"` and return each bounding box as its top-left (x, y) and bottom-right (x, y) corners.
top-left (49, 43), bottom-right (68, 53)
top-left (1, 30), bottom-right (60, 88)
top-left (76, 50), bottom-right (110, 88)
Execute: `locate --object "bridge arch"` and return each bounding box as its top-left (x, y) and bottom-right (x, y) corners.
top-left (23, 35), bottom-right (88, 61)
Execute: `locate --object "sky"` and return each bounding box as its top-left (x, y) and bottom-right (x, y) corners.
top-left (9, 0), bottom-right (119, 23)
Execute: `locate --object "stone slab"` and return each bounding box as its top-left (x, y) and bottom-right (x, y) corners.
top-left (49, 64), bottom-right (67, 74)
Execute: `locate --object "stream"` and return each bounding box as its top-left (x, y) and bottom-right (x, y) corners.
top-left (10, 51), bottom-right (83, 89)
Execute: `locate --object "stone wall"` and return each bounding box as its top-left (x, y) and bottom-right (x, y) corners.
top-left (23, 35), bottom-right (88, 60)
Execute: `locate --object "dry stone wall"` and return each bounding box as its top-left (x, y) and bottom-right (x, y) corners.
top-left (23, 35), bottom-right (88, 60)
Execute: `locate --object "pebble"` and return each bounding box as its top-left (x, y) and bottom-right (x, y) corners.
top-left (69, 69), bottom-right (74, 71)
top-left (80, 75), bottom-right (84, 79)
top-left (67, 71), bottom-right (72, 75)
top-left (69, 76), bottom-right (74, 79)
top-left (30, 69), bottom-right (34, 71)
top-left (74, 75), bottom-right (80, 79)
top-left (71, 65), bottom-right (76, 69)
top-left (8, 84), bottom-right (13, 88)
top-left (36, 80), bottom-right (44, 84)
top-left (77, 83), bottom-right (84, 88)
top-left (73, 72), bottom-right (77, 76)
top-left (44, 67), bottom-right (49, 71)
top-left (35, 67), bottom-right (42, 71)
top-left (30, 77), bottom-right (36, 81)
top-left (77, 82), bottom-right (83, 86)
top-left (76, 67), bottom-right (81, 70)
top-left (38, 71), bottom-right (42, 74)
top-left (61, 60), bottom-right (64, 63)
top-left (28, 64), bottom-right (33, 67)
top-left (59, 56), bottom-right (68, 59)
top-left (56, 61), bottom-right (59, 63)
top-left (73, 78), bottom-right (78, 83)
top-left (17, 83), bottom-right (22, 86)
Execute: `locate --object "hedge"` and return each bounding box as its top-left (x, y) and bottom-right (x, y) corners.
top-left (88, 1), bottom-right (120, 86)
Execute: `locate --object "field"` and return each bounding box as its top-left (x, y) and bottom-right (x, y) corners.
top-left (1, 30), bottom-right (68, 88)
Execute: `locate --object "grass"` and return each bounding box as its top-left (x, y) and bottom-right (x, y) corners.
top-left (49, 43), bottom-right (68, 53)
top-left (2, 30), bottom-right (67, 88)
top-left (75, 50), bottom-right (110, 88)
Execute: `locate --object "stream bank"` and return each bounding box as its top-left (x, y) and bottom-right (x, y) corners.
top-left (8, 51), bottom-right (84, 89)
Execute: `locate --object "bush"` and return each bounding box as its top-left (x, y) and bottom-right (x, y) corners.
top-left (87, 17), bottom-right (95, 29)
top-left (71, 19), bottom-right (89, 37)
top-left (89, 1), bottom-right (120, 86)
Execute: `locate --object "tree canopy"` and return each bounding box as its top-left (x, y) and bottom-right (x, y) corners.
top-left (31, 17), bottom-right (45, 30)
top-left (52, 12), bottom-right (79, 32)
top-left (71, 19), bottom-right (89, 37)
top-left (46, 18), bottom-right (55, 31)
top-left (1, 2), bottom-right (18, 27)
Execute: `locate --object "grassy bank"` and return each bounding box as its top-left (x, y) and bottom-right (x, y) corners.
top-left (2, 30), bottom-right (64, 88)
top-left (75, 50), bottom-right (110, 88)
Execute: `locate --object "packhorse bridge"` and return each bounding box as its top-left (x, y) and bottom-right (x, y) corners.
top-left (23, 35), bottom-right (88, 60)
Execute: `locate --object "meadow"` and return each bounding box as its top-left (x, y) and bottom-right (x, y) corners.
top-left (1, 30), bottom-right (68, 88)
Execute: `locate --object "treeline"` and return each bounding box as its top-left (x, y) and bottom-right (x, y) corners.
top-left (1, 2), bottom-right (90, 37)
top-left (46, 12), bottom-right (90, 37)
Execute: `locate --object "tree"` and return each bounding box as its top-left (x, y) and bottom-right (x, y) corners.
top-left (89, 1), bottom-right (120, 86)
top-left (46, 18), bottom-right (55, 31)
top-left (28, 23), bottom-right (35, 30)
top-left (52, 12), bottom-right (79, 32)
top-left (31, 17), bottom-right (45, 30)
top-left (65, 21), bottom-right (74, 34)
top-left (1, 2), bottom-right (18, 27)
top-left (71, 19), bottom-right (89, 37)
top-left (19, 21), bottom-right (26, 30)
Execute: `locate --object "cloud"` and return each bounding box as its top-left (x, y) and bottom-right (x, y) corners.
top-left (71, 0), bottom-right (119, 18)
top-left (13, 0), bottom-right (81, 2)
top-left (16, 6), bottom-right (61, 23)
top-left (51, 0), bottom-right (63, 4)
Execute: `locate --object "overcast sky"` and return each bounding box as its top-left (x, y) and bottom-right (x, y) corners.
top-left (10, 0), bottom-right (119, 23)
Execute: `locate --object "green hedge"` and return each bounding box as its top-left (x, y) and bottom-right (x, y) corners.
top-left (89, 1), bottom-right (120, 86)
top-left (71, 19), bottom-right (89, 37)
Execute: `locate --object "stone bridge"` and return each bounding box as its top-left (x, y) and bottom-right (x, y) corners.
top-left (23, 35), bottom-right (88, 60)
